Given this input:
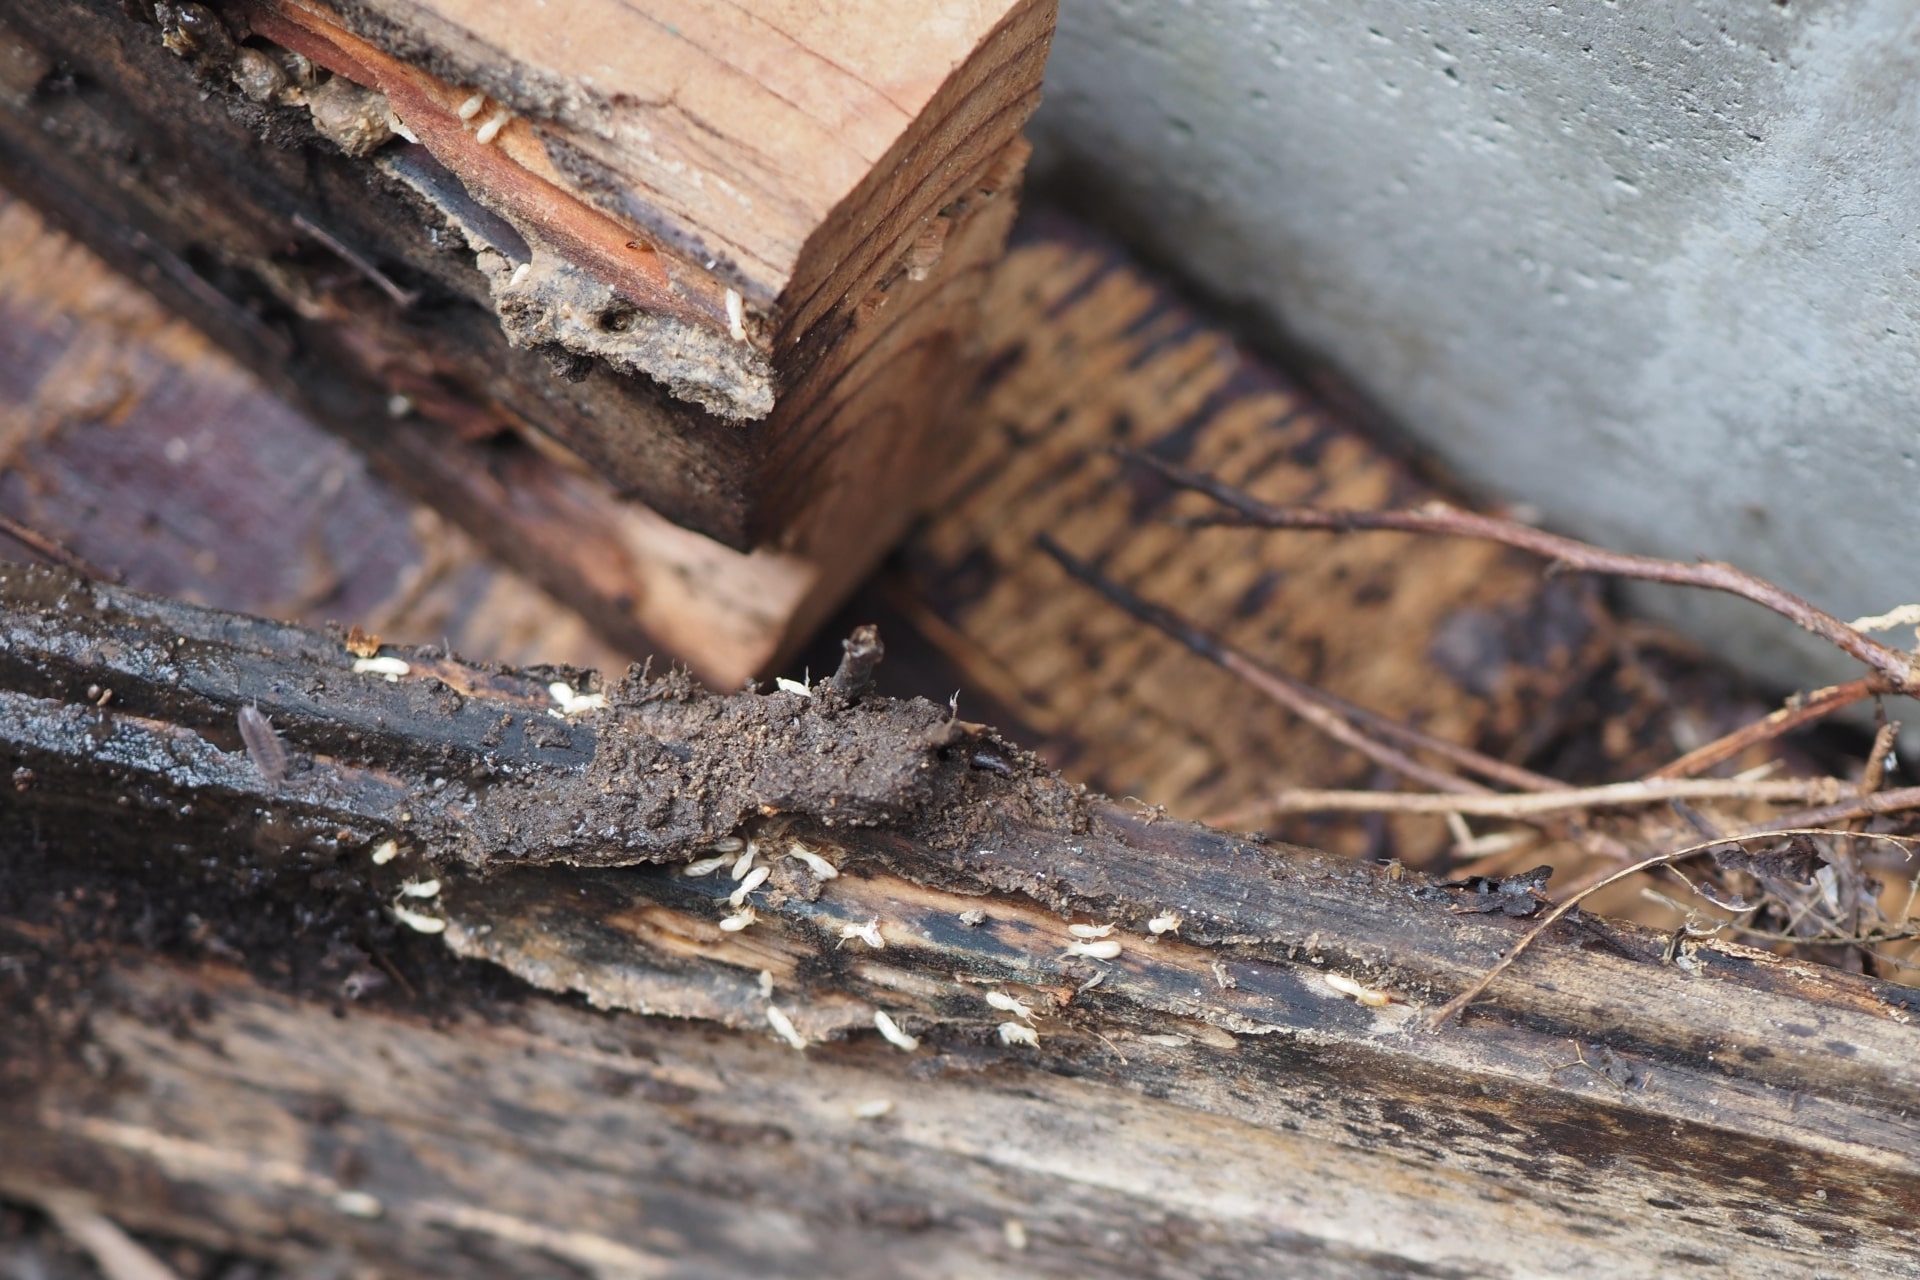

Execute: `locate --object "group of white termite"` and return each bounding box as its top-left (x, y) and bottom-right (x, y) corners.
top-left (673, 830), bottom-right (1199, 1058)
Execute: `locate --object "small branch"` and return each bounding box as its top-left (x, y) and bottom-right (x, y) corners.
top-left (292, 212), bottom-right (421, 308)
top-left (41, 1195), bottom-right (183, 1280)
top-left (1428, 828), bottom-right (1920, 1029)
top-left (0, 514), bottom-right (115, 580)
top-left (1645, 678), bottom-right (1882, 780)
top-left (1125, 451), bottom-right (1920, 693)
top-left (1036, 535), bottom-right (1487, 797)
top-left (1248, 776), bottom-right (1853, 819)
top-left (1728, 785), bottom-right (1920, 836)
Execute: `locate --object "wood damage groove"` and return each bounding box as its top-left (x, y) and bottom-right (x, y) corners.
top-left (2, 563), bottom-right (1917, 1278)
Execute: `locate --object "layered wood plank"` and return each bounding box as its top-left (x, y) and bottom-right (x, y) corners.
top-left (3, 565), bottom-right (1916, 1278)
top-left (0, 0), bottom-right (1051, 681)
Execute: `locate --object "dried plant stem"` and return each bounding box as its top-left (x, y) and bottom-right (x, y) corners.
top-left (1036, 535), bottom-right (1559, 802)
top-left (1729, 786), bottom-right (1920, 836)
top-left (1428, 829), bottom-right (1920, 1029)
top-left (0, 513), bottom-right (113, 580)
top-left (1646, 677), bottom-right (1883, 781)
top-left (1127, 451), bottom-right (1920, 693)
top-left (1252, 776), bottom-right (1851, 819)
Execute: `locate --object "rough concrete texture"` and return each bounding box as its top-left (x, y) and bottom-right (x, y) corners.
top-left (1029, 0), bottom-right (1920, 696)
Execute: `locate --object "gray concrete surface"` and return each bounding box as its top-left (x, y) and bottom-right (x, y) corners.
top-left (1029, 0), bottom-right (1920, 696)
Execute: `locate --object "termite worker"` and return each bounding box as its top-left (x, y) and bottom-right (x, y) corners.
top-left (1324, 972), bottom-right (1393, 1007)
top-left (787, 842), bottom-right (839, 880)
top-left (1147, 912), bottom-right (1183, 936)
top-left (985, 990), bottom-right (1035, 1023)
top-left (765, 1005), bottom-right (807, 1051)
top-left (1067, 922), bottom-right (1114, 939)
top-left (1065, 938), bottom-right (1122, 960)
top-left (391, 903), bottom-right (446, 934)
top-left (729, 865), bottom-right (769, 907)
top-left (838, 918), bottom-right (885, 949)
top-left (872, 1009), bottom-right (919, 1053)
top-left (730, 842), bottom-right (759, 880)
top-left (474, 108), bottom-right (511, 145)
top-left (997, 1022), bottom-right (1039, 1047)
top-left (717, 906), bottom-right (756, 933)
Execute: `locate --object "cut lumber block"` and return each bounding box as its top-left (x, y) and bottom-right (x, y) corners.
top-left (0, 0), bottom-right (1052, 682)
top-left (4, 563), bottom-right (1918, 1278)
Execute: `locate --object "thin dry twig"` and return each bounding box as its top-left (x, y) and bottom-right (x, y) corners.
top-left (1646, 677), bottom-right (1883, 781)
top-left (0, 513), bottom-right (115, 580)
top-left (1426, 829), bottom-right (1920, 1030)
top-left (40, 1194), bottom-right (183, 1280)
top-left (1037, 535), bottom-right (1484, 795)
top-left (1125, 451), bottom-right (1920, 693)
top-left (1729, 786), bottom-right (1920, 836)
top-left (1252, 775), bottom-right (1853, 819)
top-left (1037, 534), bottom-right (1569, 804)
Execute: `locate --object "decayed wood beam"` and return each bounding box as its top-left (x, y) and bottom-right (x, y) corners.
top-left (3, 563), bottom-right (1919, 1277)
top-left (0, 0), bottom-right (1050, 682)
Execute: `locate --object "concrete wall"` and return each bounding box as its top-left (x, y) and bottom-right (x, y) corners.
top-left (1029, 0), bottom-right (1920, 694)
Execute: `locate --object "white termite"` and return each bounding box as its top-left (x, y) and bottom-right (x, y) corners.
top-left (1211, 961), bottom-right (1236, 990)
top-left (1147, 912), bottom-right (1183, 936)
top-left (1003, 1218), bottom-right (1029, 1251)
top-left (681, 854), bottom-right (731, 877)
top-left (838, 917), bottom-right (885, 950)
top-left (765, 1005), bottom-right (807, 1051)
top-left (872, 1009), bottom-right (919, 1053)
top-left (352, 655), bottom-right (410, 681)
top-left (398, 877), bottom-right (441, 899)
top-left (725, 288), bottom-right (747, 342)
top-left (457, 92), bottom-right (486, 121)
top-left (1067, 922), bottom-right (1114, 939)
top-left (474, 108), bottom-right (511, 145)
top-left (757, 969), bottom-right (774, 999)
top-left (852, 1098), bottom-right (894, 1120)
top-left (1323, 972), bottom-right (1393, 1007)
top-left (984, 990), bottom-right (1034, 1023)
top-left (709, 836), bottom-right (747, 854)
top-left (717, 906), bottom-right (756, 932)
top-left (547, 681), bottom-right (606, 715)
top-left (786, 842), bottom-right (838, 880)
top-left (996, 1022), bottom-right (1039, 1047)
top-left (1138, 1033), bottom-right (1192, 1048)
top-left (1065, 938), bottom-right (1122, 960)
top-left (774, 675), bottom-right (810, 697)
top-left (237, 704), bottom-right (286, 787)
top-left (730, 842), bottom-right (760, 880)
top-left (370, 839), bottom-right (399, 866)
top-left (729, 865), bottom-right (770, 907)
top-left (391, 903), bottom-right (446, 934)
top-left (333, 1190), bottom-right (384, 1219)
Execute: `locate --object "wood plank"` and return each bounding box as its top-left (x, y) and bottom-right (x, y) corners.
top-left (0, 0), bottom-right (1051, 680)
top-left (3, 564), bottom-right (1916, 1278)
top-left (891, 221), bottom-right (1622, 852)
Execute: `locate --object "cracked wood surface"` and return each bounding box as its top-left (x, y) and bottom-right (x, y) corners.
top-left (2, 565), bottom-right (1917, 1277)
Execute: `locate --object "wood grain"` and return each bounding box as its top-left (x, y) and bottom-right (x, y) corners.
top-left (3, 566), bottom-right (1917, 1278)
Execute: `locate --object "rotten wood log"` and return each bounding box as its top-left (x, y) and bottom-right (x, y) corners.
top-left (0, 0), bottom-right (1051, 682)
top-left (3, 562), bottom-right (1919, 1278)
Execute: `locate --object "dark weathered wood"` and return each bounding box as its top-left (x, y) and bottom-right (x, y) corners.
top-left (0, 0), bottom-right (1049, 681)
top-left (3, 564), bottom-right (1917, 1278)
